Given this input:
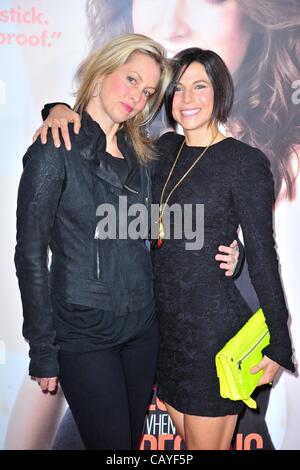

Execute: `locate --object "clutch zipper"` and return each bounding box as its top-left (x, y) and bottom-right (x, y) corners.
top-left (237, 330), bottom-right (269, 370)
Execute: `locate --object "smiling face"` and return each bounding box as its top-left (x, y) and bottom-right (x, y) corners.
top-left (132, 0), bottom-right (251, 75)
top-left (172, 61), bottom-right (215, 136)
top-left (94, 51), bottom-right (161, 126)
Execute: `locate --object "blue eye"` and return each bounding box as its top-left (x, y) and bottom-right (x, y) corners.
top-left (195, 84), bottom-right (206, 90)
top-left (128, 76), bottom-right (136, 84)
top-left (144, 90), bottom-right (151, 98)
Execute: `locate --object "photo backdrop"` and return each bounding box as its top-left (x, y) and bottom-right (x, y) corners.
top-left (0, 0), bottom-right (299, 450)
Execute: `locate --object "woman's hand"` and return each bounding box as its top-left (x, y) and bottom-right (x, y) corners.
top-left (215, 240), bottom-right (239, 276)
top-left (32, 105), bottom-right (81, 150)
top-left (251, 355), bottom-right (280, 386)
top-left (34, 376), bottom-right (58, 393)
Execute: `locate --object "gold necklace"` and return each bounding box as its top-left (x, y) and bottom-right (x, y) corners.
top-left (158, 134), bottom-right (217, 241)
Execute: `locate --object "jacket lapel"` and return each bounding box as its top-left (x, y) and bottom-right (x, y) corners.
top-left (77, 112), bottom-right (141, 194)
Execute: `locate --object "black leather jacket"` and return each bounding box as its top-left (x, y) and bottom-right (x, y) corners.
top-left (15, 112), bottom-right (153, 377)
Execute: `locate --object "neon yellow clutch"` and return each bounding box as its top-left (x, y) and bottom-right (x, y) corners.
top-left (215, 308), bottom-right (270, 409)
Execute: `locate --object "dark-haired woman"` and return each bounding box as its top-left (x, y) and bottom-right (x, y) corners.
top-left (151, 47), bottom-right (295, 450)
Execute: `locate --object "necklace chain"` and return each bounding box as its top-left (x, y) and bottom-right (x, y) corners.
top-left (159, 134), bottom-right (217, 230)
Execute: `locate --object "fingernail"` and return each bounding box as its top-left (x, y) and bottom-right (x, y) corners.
top-left (67, 145), bottom-right (71, 151)
top-left (55, 143), bottom-right (60, 148)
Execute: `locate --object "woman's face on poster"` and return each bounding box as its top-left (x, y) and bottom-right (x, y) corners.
top-left (132, 0), bottom-right (252, 74)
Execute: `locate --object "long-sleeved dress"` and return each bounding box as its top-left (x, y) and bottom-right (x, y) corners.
top-left (151, 132), bottom-right (295, 416)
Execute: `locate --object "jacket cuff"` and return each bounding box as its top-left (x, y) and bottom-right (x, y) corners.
top-left (232, 238), bottom-right (245, 279)
top-left (28, 343), bottom-right (60, 378)
top-left (262, 343), bottom-right (295, 373)
top-left (41, 102), bottom-right (71, 121)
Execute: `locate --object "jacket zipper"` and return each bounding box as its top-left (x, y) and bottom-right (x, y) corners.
top-left (237, 330), bottom-right (269, 370)
top-left (145, 167), bottom-right (150, 205)
top-left (96, 242), bottom-right (100, 279)
top-left (95, 226), bottom-right (100, 280)
top-left (124, 184), bottom-right (139, 194)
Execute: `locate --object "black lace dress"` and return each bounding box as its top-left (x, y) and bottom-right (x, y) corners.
top-left (151, 132), bottom-right (295, 417)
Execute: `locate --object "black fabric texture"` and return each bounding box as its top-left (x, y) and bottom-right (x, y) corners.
top-left (152, 132), bottom-right (295, 416)
top-left (15, 112), bottom-right (154, 377)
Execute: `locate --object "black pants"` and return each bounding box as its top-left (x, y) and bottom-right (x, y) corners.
top-left (58, 319), bottom-right (159, 450)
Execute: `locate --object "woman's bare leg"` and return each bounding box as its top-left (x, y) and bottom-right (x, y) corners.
top-left (165, 402), bottom-right (185, 441)
top-left (4, 374), bottom-right (66, 450)
top-left (184, 413), bottom-right (238, 450)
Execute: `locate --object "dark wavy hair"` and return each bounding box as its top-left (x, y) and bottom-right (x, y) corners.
top-left (86, 0), bottom-right (300, 200)
top-left (86, 0), bottom-right (134, 50)
top-left (232, 0), bottom-right (300, 199)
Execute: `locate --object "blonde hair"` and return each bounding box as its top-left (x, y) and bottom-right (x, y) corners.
top-left (74, 33), bottom-right (171, 163)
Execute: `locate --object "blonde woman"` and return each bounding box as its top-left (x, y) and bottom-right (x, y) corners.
top-left (15, 33), bottom-right (171, 450)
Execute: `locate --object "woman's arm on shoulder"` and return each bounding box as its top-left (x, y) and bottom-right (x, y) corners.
top-left (33, 103), bottom-right (81, 151)
top-left (157, 131), bottom-right (181, 148)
